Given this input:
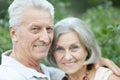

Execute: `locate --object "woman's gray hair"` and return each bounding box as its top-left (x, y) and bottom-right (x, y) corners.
top-left (48, 17), bottom-right (101, 66)
top-left (8, 0), bottom-right (54, 27)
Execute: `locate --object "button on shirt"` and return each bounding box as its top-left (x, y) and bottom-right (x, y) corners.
top-left (0, 50), bottom-right (65, 80)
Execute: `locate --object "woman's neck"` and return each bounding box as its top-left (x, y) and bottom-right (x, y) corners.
top-left (68, 66), bottom-right (88, 80)
top-left (67, 65), bottom-right (96, 80)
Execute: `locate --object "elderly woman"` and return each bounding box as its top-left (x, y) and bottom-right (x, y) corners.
top-left (48, 17), bottom-right (120, 80)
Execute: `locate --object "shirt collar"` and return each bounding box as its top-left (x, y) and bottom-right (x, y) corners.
top-left (1, 50), bottom-right (50, 80)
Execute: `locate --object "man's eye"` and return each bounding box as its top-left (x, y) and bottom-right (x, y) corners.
top-left (32, 26), bottom-right (39, 30)
top-left (47, 27), bottom-right (53, 33)
top-left (31, 26), bottom-right (40, 33)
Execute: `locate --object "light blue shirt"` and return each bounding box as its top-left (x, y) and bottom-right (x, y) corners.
top-left (0, 50), bottom-right (65, 80)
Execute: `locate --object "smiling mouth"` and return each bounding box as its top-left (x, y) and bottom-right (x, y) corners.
top-left (34, 45), bottom-right (48, 51)
top-left (63, 61), bottom-right (76, 66)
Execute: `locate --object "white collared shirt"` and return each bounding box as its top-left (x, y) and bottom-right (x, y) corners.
top-left (0, 50), bottom-right (65, 80)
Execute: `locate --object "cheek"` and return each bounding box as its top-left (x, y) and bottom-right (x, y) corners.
top-left (49, 33), bottom-right (54, 42)
top-left (54, 53), bottom-right (62, 63)
top-left (18, 32), bottom-right (35, 46)
top-left (76, 51), bottom-right (87, 62)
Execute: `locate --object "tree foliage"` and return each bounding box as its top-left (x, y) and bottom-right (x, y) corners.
top-left (80, 5), bottom-right (120, 66)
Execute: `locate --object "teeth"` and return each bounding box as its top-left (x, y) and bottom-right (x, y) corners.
top-left (64, 62), bottom-right (75, 65)
top-left (34, 45), bottom-right (48, 51)
top-left (34, 45), bottom-right (47, 47)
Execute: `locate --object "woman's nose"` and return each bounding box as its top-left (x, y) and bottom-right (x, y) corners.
top-left (64, 50), bottom-right (73, 61)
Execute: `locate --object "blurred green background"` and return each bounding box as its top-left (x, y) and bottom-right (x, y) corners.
top-left (0, 0), bottom-right (120, 66)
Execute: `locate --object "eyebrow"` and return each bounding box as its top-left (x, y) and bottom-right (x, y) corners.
top-left (47, 25), bottom-right (53, 28)
top-left (56, 41), bottom-right (80, 47)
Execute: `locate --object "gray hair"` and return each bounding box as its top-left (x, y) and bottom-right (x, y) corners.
top-left (8, 0), bottom-right (54, 27)
top-left (48, 17), bottom-right (101, 66)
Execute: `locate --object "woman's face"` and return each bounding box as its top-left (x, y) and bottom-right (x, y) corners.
top-left (54, 31), bottom-right (88, 75)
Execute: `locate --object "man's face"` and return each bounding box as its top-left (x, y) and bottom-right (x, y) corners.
top-left (11, 9), bottom-right (53, 61)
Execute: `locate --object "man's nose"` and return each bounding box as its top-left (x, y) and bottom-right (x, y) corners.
top-left (39, 29), bottom-right (49, 44)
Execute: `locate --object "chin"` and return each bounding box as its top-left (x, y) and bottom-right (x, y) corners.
top-left (65, 70), bottom-right (76, 75)
top-left (35, 52), bottom-right (47, 59)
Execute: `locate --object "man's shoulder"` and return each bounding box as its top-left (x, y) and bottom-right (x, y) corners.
top-left (0, 64), bottom-right (16, 73)
top-left (41, 63), bottom-right (64, 73)
top-left (0, 65), bottom-right (26, 80)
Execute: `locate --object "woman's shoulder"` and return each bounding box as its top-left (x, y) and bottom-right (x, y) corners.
top-left (94, 67), bottom-right (113, 80)
top-left (107, 72), bottom-right (120, 80)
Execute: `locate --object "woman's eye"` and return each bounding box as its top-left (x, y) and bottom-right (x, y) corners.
top-left (55, 47), bottom-right (64, 51)
top-left (74, 46), bottom-right (79, 48)
top-left (71, 46), bottom-right (79, 51)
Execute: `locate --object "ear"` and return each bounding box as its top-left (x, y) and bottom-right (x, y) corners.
top-left (9, 27), bottom-right (18, 42)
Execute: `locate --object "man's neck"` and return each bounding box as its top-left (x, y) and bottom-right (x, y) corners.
top-left (10, 51), bottom-right (43, 73)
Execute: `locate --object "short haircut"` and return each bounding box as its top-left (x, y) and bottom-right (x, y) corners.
top-left (8, 0), bottom-right (54, 27)
top-left (48, 17), bottom-right (101, 66)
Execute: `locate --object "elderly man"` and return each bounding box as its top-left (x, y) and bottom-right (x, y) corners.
top-left (0, 0), bottom-right (64, 80)
top-left (0, 0), bottom-right (119, 80)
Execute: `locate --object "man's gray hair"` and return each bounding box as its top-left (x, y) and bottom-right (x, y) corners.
top-left (8, 0), bottom-right (54, 27)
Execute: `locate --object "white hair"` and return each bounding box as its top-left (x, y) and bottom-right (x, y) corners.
top-left (48, 17), bottom-right (101, 66)
top-left (8, 0), bottom-right (54, 27)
